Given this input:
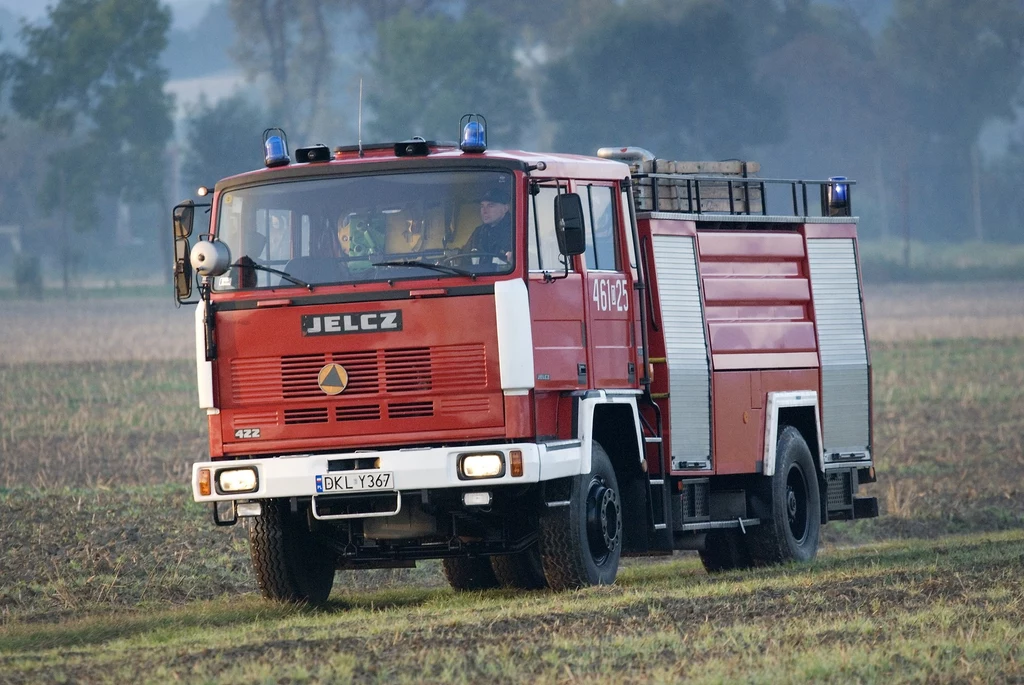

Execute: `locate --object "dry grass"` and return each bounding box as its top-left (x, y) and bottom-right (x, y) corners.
top-left (864, 281), bottom-right (1024, 342)
top-left (2, 531), bottom-right (1024, 683)
top-left (0, 297), bottom-right (194, 364)
top-left (0, 361), bottom-right (206, 489)
top-left (845, 337), bottom-right (1024, 543)
top-left (0, 287), bottom-right (1022, 681)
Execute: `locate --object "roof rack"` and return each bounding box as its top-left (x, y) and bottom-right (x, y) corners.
top-left (633, 172), bottom-right (854, 218)
top-left (599, 151), bottom-right (854, 218)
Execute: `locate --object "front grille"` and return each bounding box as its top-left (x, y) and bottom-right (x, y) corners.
top-left (336, 404), bottom-right (382, 422)
top-left (284, 407), bottom-right (329, 425)
top-left (231, 343), bottom-right (486, 404)
top-left (232, 410), bottom-right (278, 428)
top-left (384, 348), bottom-right (432, 392)
top-left (388, 401), bottom-right (433, 419)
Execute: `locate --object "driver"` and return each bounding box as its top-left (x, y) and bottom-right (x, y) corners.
top-left (463, 187), bottom-right (512, 261)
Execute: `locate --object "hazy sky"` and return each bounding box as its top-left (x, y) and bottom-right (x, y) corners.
top-left (0, 0), bottom-right (212, 28)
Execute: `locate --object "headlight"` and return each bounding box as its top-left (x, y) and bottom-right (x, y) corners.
top-left (217, 467), bottom-right (258, 493)
top-left (458, 453), bottom-right (505, 479)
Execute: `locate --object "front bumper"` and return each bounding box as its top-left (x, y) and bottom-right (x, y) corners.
top-left (191, 440), bottom-right (583, 506)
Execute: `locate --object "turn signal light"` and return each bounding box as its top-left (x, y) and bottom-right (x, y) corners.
top-left (198, 468), bottom-right (211, 496)
top-left (510, 450), bottom-right (523, 477)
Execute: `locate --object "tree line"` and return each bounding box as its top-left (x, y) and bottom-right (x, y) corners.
top-left (1, 0), bottom-right (1023, 290)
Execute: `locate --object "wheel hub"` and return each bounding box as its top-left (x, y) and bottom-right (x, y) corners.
top-left (585, 477), bottom-right (621, 562)
top-left (785, 463), bottom-right (809, 543)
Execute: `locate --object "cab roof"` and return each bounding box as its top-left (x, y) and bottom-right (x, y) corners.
top-left (214, 144), bottom-right (630, 193)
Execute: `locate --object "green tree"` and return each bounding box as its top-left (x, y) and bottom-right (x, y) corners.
top-left (881, 0), bottom-right (1024, 240)
top-left (751, 3), bottom-right (907, 239)
top-left (182, 94), bottom-right (267, 194)
top-left (224, 0), bottom-right (451, 145)
top-left (471, 0), bottom-right (617, 47)
top-left (882, 0), bottom-right (1024, 150)
top-left (8, 0), bottom-right (174, 291)
top-left (227, 0), bottom-right (338, 143)
top-left (10, 0), bottom-right (173, 206)
top-left (367, 9), bottom-right (529, 146)
top-left (542, 0), bottom-right (784, 158)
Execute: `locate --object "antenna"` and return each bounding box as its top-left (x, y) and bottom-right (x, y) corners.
top-left (358, 78), bottom-right (364, 158)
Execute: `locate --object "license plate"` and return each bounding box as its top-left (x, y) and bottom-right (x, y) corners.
top-left (315, 472), bottom-right (393, 493)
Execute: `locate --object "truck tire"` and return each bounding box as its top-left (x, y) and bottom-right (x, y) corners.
top-left (249, 499), bottom-right (336, 604)
top-left (746, 426), bottom-right (821, 566)
top-left (699, 530), bottom-right (753, 573)
top-left (441, 557), bottom-right (500, 590)
top-left (491, 545), bottom-right (548, 590)
top-left (539, 442), bottom-right (622, 590)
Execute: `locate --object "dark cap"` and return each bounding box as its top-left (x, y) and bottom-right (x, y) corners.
top-left (480, 187), bottom-right (509, 204)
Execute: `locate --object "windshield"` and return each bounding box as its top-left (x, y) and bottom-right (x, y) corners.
top-left (212, 170), bottom-right (515, 291)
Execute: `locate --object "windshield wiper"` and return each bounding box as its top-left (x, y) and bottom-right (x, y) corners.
top-left (370, 259), bottom-right (474, 278)
top-left (231, 261), bottom-right (314, 291)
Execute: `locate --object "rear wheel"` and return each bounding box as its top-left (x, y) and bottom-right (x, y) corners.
top-left (539, 442), bottom-right (622, 590)
top-left (746, 426), bottom-right (821, 566)
top-left (249, 499), bottom-right (336, 604)
top-left (491, 545), bottom-right (548, 590)
top-left (441, 557), bottom-right (500, 591)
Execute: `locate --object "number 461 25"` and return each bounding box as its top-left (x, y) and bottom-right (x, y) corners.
top-left (592, 278), bottom-right (629, 312)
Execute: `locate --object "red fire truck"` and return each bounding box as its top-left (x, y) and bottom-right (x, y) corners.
top-left (173, 116), bottom-right (877, 604)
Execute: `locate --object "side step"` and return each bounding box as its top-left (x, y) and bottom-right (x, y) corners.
top-left (649, 479), bottom-right (667, 531)
top-left (676, 517), bottom-right (760, 533)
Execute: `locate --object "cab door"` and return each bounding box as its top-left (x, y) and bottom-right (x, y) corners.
top-left (576, 182), bottom-right (637, 389)
top-left (527, 181), bottom-right (588, 393)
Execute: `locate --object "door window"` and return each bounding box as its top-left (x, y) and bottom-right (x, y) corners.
top-left (581, 184), bottom-right (619, 271)
top-left (528, 183), bottom-right (571, 272)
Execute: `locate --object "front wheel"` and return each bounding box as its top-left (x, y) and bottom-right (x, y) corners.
top-left (249, 499), bottom-right (336, 604)
top-left (746, 426), bottom-right (821, 566)
top-left (539, 442), bottom-right (623, 590)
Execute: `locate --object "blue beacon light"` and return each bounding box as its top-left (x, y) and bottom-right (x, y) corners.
top-left (460, 114), bottom-right (487, 153)
top-left (829, 176), bottom-right (848, 203)
top-left (827, 176), bottom-right (850, 216)
top-left (263, 128), bottom-right (290, 168)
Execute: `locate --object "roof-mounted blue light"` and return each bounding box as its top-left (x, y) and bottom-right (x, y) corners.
top-left (263, 127), bottom-right (290, 168)
top-left (827, 176), bottom-right (850, 216)
top-left (460, 114), bottom-right (487, 153)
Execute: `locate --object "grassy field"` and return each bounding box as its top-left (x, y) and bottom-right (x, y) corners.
top-left (1, 532), bottom-right (1022, 683)
top-left (1, 289), bottom-right (1023, 682)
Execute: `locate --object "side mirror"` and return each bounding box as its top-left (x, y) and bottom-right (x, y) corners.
top-left (173, 201), bottom-right (195, 239)
top-left (554, 193), bottom-right (586, 256)
top-left (172, 201), bottom-right (196, 303)
top-left (174, 232), bottom-right (193, 302)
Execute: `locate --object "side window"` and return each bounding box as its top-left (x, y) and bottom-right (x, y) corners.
top-left (582, 184), bottom-right (619, 271)
top-left (528, 183), bottom-right (571, 272)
